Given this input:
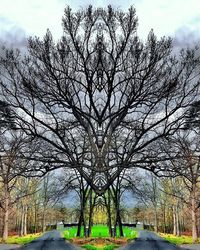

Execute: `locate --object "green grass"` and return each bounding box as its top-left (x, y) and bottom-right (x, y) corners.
top-left (159, 233), bottom-right (200, 245)
top-left (82, 245), bottom-right (97, 250)
top-left (103, 245), bottom-right (118, 250)
top-left (82, 244), bottom-right (118, 250)
top-left (63, 224), bottom-right (138, 239)
top-left (63, 226), bottom-right (84, 239)
top-left (2, 233), bottom-right (42, 245)
top-left (91, 225), bottom-right (109, 238)
top-left (116, 226), bottom-right (138, 239)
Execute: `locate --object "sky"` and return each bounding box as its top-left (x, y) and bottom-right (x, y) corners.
top-left (0, 0), bottom-right (200, 48)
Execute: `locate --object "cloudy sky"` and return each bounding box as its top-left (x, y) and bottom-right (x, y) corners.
top-left (0, 0), bottom-right (200, 48)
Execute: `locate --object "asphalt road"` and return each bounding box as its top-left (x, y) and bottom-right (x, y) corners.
top-left (122, 230), bottom-right (182, 250)
top-left (181, 245), bottom-right (200, 250)
top-left (0, 244), bottom-right (21, 250)
top-left (18, 230), bottom-right (79, 250)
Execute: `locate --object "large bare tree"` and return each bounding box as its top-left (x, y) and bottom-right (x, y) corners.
top-left (0, 6), bottom-right (199, 194)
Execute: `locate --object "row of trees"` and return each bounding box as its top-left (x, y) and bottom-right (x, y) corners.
top-left (0, 133), bottom-right (72, 241)
top-left (126, 171), bottom-right (200, 239)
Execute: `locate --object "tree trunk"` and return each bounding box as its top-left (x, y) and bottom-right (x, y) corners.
top-left (191, 196), bottom-right (198, 243)
top-left (154, 207), bottom-right (158, 233)
top-left (2, 184), bottom-right (9, 242)
top-left (34, 201), bottom-right (37, 233)
top-left (42, 205), bottom-right (47, 233)
top-left (24, 205), bottom-right (27, 236)
top-left (107, 208), bottom-right (112, 236)
top-left (118, 211), bottom-right (124, 237)
top-left (2, 205), bottom-right (9, 241)
top-left (106, 191), bottom-right (112, 237)
top-left (20, 205), bottom-right (24, 236)
top-left (88, 192), bottom-right (93, 236)
top-left (176, 206), bottom-right (180, 237)
top-left (83, 216), bottom-right (86, 237)
top-left (76, 211), bottom-right (83, 237)
top-left (163, 204), bottom-right (166, 233)
top-left (115, 209), bottom-right (123, 237)
top-left (173, 205), bottom-right (177, 235)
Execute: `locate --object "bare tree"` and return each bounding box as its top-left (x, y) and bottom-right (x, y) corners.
top-left (0, 100), bottom-right (15, 131)
top-left (0, 5), bottom-right (200, 195)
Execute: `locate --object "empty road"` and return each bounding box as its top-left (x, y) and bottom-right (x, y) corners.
top-left (122, 230), bottom-right (182, 250)
top-left (18, 230), bottom-right (78, 250)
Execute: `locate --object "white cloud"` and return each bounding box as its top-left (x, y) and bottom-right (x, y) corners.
top-left (134, 0), bottom-right (200, 39)
top-left (0, 0), bottom-right (66, 39)
top-left (0, 0), bottom-right (199, 42)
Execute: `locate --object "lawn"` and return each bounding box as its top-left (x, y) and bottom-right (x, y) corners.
top-left (63, 224), bottom-right (138, 239)
top-left (159, 233), bottom-right (200, 245)
top-left (0, 233), bottom-right (42, 245)
top-left (82, 244), bottom-right (118, 250)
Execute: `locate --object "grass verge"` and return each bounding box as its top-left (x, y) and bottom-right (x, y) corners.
top-left (0, 233), bottom-right (42, 245)
top-left (159, 233), bottom-right (200, 245)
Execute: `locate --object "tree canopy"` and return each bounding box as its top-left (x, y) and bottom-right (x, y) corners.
top-left (0, 6), bottom-right (200, 194)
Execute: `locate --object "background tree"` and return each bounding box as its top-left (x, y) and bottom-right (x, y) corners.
top-left (166, 133), bottom-right (200, 242)
top-left (0, 131), bottom-right (32, 241)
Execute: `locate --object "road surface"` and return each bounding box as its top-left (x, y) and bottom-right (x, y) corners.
top-left (0, 244), bottom-right (21, 250)
top-left (181, 245), bottom-right (200, 250)
top-left (17, 230), bottom-right (79, 250)
top-left (122, 230), bottom-right (182, 250)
